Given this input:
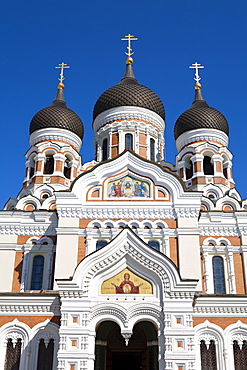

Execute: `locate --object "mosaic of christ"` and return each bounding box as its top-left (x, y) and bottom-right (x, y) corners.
top-left (107, 175), bottom-right (150, 198)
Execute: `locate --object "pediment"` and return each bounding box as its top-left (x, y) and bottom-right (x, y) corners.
top-left (55, 151), bottom-right (202, 218)
top-left (56, 228), bottom-right (198, 297)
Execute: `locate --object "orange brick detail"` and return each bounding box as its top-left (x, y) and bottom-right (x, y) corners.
top-left (51, 176), bottom-right (65, 184)
top-left (193, 316), bottom-right (247, 329)
top-left (77, 237), bottom-right (86, 264)
top-left (112, 133), bottom-right (119, 145)
top-left (12, 252), bottom-right (23, 292)
top-left (194, 162), bottom-right (202, 172)
top-left (36, 161), bottom-right (43, 172)
top-left (73, 167), bottom-right (77, 178)
top-left (158, 190), bottom-right (166, 198)
top-left (234, 253), bottom-right (246, 294)
top-left (139, 146), bottom-right (146, 158)
top-left (34, 176), bottom-right (44, 183)
top-left (200, 236), bottom-right (241, 246)
top-left (179, 168), bottom-right (183, 178)
top-left (91, 190), bottom-right (99, 198)
top-left (111, 146), bottom-right (118, 158)
top-left (139, 133), bottom-right (146, 145)
top-left (55, 160), bottom-right (63, 172)
top-left (170, 237), bottom-right (178, 267)
top-left (0, 316), bottom-right (60, 328)
top-left (215, 162), bottom-right (222, 172)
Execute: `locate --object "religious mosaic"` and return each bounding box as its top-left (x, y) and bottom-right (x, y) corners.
top-left (101, 268), bottom-right (152, 294)
top-left (107, 175), bottom-right (149, 198)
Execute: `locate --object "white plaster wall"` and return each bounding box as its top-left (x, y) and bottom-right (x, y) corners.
top-left (178, 234), bottom-right (201, 289)
top-left (0, 235), bottom-right (18, 244)
top-left (177, 217), bottom-right (198, 228)
top-left (58, 217), bottom-right (79, 228)
top-left (54, 234), bottom-right (79, 285)
top-left (0, 250), bottom-right (15, 291)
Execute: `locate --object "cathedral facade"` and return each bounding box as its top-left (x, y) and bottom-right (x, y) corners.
top-left (0, 49), bottom-right (247, 370)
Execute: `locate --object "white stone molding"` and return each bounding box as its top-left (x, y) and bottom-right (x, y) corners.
top-left (30, 128), bottom-right (82, 152)
top-left (194, 296), bottom-right (247, 314)
top-left (0, 294), bottom-right (60, 315)
top-left (194, 320), bottom-right (225, 370)
top-left (176, 128), bottom-right (229, 152)
top-left (93, 106), bottom-right (165, 133)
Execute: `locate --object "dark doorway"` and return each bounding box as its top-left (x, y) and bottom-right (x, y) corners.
top-left (112, 353), bottom-right (142, 370)
top-left (94, 321), bottom-right (158, 370)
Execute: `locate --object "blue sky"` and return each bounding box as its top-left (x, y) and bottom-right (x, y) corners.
top-left (0, 0), bottom-right (247, 207)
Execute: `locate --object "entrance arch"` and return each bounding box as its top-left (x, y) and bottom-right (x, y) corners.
top-left (95, 321), bottom-right (158, 370)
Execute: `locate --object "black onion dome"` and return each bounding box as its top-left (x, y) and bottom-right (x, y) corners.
top-left (30, 88), bottom-right (84, 139)
top-left (93, 63), bottom-right (165, 120)
top-left (174, 88), bottom-right (229, 140)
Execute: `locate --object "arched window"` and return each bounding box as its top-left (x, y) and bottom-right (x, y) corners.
top-left (186, 160), bottom-right (193, 179)
top-left (148, 241), bottom-right (160, 251)
top-left (4, 338), bottom-right (22, 370)
top-left (29, 155), bottom-right (35, 179)
top-left (44, 154), bottom-right (54, 175)
top-left (233, 340), bottom-right (247, 370)
top-left (96, 240), bottom-right (108, 250)
top-left (125, 134), bottom-right (133, 150)
top-left (203, 156), bottom-right (214, 175)
top-left (31, 255), bottom-right (44, 290)
top-left (64, 156), bottom-right (72, 179)
top-left (102, 138), bottom-right (108, 161)
top-left (212, 256), bottom-right (226, 294)
top-left (150, 138), bottom-right (155, 161)
top-left (37, 338), bottom-right (54, 370)
top-left (200, 340), bottom-right (217, 370)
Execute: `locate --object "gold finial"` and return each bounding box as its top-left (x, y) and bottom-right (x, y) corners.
top-left (55, 62), bottom-right (70, 89)
top-left (121, 34), bottom-right (138, 64)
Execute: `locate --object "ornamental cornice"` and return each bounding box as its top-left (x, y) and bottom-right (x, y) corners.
top-left (0, 224), bottom-right (56, 235)
top-left (200, 226), bottom-right (240, 236)
top-left (93, 106), bottom-right (165, 133)
top-left (194, 306), bottom-right (247, 314)
top-left (0, 303), bottom-right (60, 315)
top-left (57, 206), bottom-right (199, 219)
top-left (176, 128), bottom-right (228, 152)
top-left (29, 128), bottom-right (82, 152)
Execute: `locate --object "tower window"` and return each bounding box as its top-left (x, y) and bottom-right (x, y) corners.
top-left (44, 154), bottom-right (54, 175)
top-left (203, 156), bottom-right (214, 175)
top-left (30, 255), bottom-right (44, 290)
top-left (212, 256), bottom-right (226, 294)
top-left (96, 240), bottom-right (108, 250)
top-left (37, 338), bottom-right (54, 370)
top-left (150, 138), bottom-right (155, 161)
top-left (200, 340), bottom-right (217, 370)
top-left (102, 138), bottom-right (108, 161)
top-left (125, 134), bottom-right (133, 150)
top-left (64, 156), bottom-right (72, 179)
top-left (4, 338), bottom-right (22, 370)
top-left (186, 160), bottom-right (193, 179)
top-left (148, 240), bottom-right (160, 251)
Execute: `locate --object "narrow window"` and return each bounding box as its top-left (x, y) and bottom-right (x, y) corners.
top-left (37, 338), bottom-right (54, 370)
top-left (186, 160), bottom-right (193, 179)
top-left (203, 156), bottom-right (214, 175)
top-left (148, 241), bottom-right (160, 251)
top-left (4, 338), bottom-right (22, 370)
top-left (125, 134), bottom-right (133, 150)
top-left (29, 156), bottom-right (35, 178)
top-left (31, 255), bottom-right (44, 290)
top-left (44, 155), bottom-right (54, 175)
top-left (233, 340), bottom-right (247, 370)
top-left (200, 340), bottom-right (217, 370)
top-left (96, 240), bottom-right (107, 250)
top-left (64, 157), bottom-right (72, 179)
top-left (150, 138), bottom-right (155, 161)
top-left (102, 138), bottom-right (108, 161)
top-left (212, 256), bottom-right (226, 294)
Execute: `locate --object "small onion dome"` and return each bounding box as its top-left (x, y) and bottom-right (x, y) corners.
top-left (30, 86), bottom-right (84, 139)
top-left (93, 63), bottom-right (165, 121)
top-left (174, 88), bottom-right (229, 140)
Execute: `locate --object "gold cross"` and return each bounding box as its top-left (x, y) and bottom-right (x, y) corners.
top-left (55, 62), bottom-right (70, 83)
top-left (121, 34), bottom-right (138, 57)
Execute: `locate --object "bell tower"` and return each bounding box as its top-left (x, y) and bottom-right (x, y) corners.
top-left (174, 62), bottom-right (234, 193)
top-left (92, 34), bottom-right (165, 163)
